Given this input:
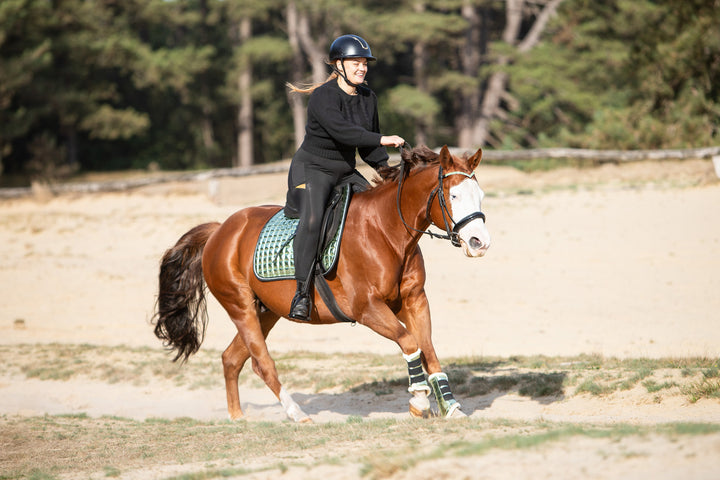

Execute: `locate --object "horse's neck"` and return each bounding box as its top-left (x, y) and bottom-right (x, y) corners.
top-left (356, 165), bottom-right (438, 251)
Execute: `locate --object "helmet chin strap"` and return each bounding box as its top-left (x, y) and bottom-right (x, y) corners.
top-left (333, 60), bottom-right (362, 88)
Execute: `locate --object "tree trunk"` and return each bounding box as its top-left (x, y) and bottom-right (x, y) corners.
top-left (198, 0), bottom-right (217, 159)
top-left (286, 1), bottom-right (307, 150)
top-left (517, 0), bottom-right (565, 53)
top-left (413, 1), bottom-right (429, 146)
top-left (297, 13), bottom-right (329, 85)
top-left (201, 102), bottom-right (215, 155)
top-left (235, 17), bottom-right (253, 168)
top-left (457, 1), bottom-right (482, 149)
top-left (66, 127), bottom-right (78, 169)
top-left (462, 0), bottom-right (565, 149)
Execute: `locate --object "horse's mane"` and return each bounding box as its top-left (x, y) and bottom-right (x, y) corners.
top-left (372, 145), bottom-right (440, 187)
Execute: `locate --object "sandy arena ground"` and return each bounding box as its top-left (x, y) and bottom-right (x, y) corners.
top-left (2, 157), bottom-right (720, 478)
top-left (2, 159), bottom-right (719, 359)
top-left (0, 163), bottom-right (717, 390)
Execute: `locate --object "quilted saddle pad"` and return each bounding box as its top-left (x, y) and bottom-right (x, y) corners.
top-left (253, 185), bottom-right (350, 281)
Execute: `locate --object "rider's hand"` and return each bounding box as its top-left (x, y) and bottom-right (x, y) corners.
top-left (380, 135), bottom-right (405, 148)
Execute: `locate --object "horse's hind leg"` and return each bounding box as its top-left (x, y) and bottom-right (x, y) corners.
top-left (222, 333), bottom-right (249, 420)
top-left (222, 310), bottom-right (280, 420)
top-left (215, 284), bottom-right (310, 423)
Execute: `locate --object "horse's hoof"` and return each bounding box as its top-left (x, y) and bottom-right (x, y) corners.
top-left (409, 393), bottom-right (431, 418)
top-left (298, 416), bottom-right (313, 424)
top-left (409, 403), bottom-right (431, 418)
top-left (446, 403), bottom-right (467, 419)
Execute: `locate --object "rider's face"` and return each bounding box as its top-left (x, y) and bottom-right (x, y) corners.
top-left (337, 58), bottom-right (368, 85)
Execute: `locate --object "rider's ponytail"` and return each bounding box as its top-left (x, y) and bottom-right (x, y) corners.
top-left (286, 72), bottom-right (338, 95)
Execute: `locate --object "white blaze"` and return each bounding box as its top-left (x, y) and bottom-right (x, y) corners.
top-left (448, 178), bottom-right (491, 257)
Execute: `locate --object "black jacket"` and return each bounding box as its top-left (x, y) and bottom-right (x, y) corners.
top-left (299, 80), bottom-right (389, 169)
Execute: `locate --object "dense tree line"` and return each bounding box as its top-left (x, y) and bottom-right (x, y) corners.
top-left (1, 0), bottom-right (718, 181)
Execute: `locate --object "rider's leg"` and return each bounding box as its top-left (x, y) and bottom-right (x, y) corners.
top-left (289, 168), bottom-right (335, 320)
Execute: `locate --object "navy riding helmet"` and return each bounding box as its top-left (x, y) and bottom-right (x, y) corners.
top-left (329, 34), bottom-right (376, 62)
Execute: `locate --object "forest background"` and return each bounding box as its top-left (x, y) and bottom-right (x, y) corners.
top-left (1, 0), bottom-right (718, 185)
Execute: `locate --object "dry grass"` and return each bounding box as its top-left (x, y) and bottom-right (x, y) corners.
top-left (2, 344), bottom-right (719, 479)
top-left (2, 413), bottom-right (719, 480)
top-left (2, 344), bottom-right (718, 401)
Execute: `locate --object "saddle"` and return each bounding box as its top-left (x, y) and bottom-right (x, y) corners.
top-left (253, 183), bottom-right (352, 281)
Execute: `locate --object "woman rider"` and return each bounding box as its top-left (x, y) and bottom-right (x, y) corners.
top-left (285, 34), bottom-right (405, 321)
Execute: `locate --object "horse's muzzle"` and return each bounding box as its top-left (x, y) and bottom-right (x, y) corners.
top-left (458, 219), bottom-right (491, 257)
top-left (462, 236), bottom-right (490, 257)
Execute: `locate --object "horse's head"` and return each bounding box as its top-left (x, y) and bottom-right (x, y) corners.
top-left (430, 145), bottom-right (491, 257)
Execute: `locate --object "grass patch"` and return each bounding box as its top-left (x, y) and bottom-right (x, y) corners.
top-left (575, 378), bottom-right (606, 396)
top-left (0, 344), bottom-right (403, 393)
top-left (2, 345), bottom-right (719, 405)
top-left (3, 414), bottom-right (719, 480)
top-left (437, 354), bottom-right (720, 402)
top-left (643, 379), bottom-right (677, 393)
top-left (453, 371), bottom-right (566, 398)
top-left (683, 379), bottom-right (720, 403)
top-left (1, 345), bottom-right (719, 479)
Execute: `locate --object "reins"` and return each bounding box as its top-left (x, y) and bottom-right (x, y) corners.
top-left (395, 144), bottom-right (486, 247)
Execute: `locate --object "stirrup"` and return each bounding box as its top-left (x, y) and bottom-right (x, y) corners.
top-left (289, 292), bottom-right (311, 321)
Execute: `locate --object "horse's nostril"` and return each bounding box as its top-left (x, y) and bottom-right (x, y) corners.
top-left (469, 237), bottom-right (483, 250)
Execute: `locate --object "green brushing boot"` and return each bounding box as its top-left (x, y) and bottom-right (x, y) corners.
top-left (429, 372), bottom-right (462, 418)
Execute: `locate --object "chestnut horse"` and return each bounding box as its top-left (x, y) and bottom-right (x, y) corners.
top-left (153, 145), bottom-right (490, 422)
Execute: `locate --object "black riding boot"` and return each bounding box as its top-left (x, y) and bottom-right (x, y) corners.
top-left (289, 279), bottom-right (312, 321)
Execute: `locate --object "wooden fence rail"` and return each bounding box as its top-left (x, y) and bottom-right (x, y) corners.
top-left (2, 146), bottom-right (718, 199)
top-left (476, 146), bottom-right (720, 162)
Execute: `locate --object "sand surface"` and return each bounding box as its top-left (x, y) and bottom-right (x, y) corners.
top-left (3, 159), bottom-right (718, 360)
top-left (1, 158), bottom-right (719, 479)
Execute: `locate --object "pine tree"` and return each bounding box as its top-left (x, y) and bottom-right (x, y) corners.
top-left (502, 0), bottom-right (720, 149)
top-left (1, 0), bottom-right (152, 176)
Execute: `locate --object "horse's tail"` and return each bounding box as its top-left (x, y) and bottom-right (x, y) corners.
top-left (152, 222), bottom-right (221, 363)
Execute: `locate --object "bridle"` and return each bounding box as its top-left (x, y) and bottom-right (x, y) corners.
top-left (395, 147), bottom-right (486, 248)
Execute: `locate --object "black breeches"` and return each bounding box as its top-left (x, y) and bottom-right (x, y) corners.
top-left (287, 148), bottom-right (370, 282)
top-left (291, 168), bottom-right (338, 281)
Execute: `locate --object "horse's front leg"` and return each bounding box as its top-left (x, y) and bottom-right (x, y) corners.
top-left (355, 299), bottom-right (433, 417)
top-left (398, 251), bottom-right (465, 419)
top-left (403, 348), bottom-right (432, 418)
top-left (400, 302), bottom-right (464, 418)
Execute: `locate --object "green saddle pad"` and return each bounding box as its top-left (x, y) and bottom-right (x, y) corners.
top-left (253, 185), bottom-right (351, 281)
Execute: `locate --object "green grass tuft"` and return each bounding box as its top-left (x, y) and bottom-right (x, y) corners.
top-left (683, 379), bottom-right (720, 403)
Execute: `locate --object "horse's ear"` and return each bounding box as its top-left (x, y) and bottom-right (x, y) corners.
top-left (467, 147), bottom-right (483, 171)
top-left (438, 145), bottom-right (454, 170)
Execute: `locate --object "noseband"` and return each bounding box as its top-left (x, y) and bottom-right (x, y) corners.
top-left (395, 157), bottom-right (486, 248)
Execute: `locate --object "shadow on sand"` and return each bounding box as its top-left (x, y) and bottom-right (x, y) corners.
top-left (261, 364), bottom-right (568, 419)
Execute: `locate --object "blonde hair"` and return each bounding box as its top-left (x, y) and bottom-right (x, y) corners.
top-left (286, 72), bottom-right (339, 95)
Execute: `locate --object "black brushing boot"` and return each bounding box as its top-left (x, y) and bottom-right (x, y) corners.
top-left (289, 279), bottom-right (312, 321)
